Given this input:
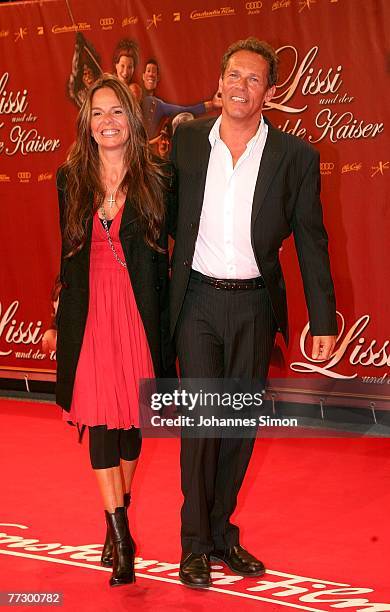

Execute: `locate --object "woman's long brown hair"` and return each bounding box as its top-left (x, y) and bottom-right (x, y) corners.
top-left (60, 73), bottom-right (166, 256)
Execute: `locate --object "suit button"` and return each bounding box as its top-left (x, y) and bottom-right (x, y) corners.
top-left (184, 260), bottom-right (189, 267)
top-left (155, 284), bottom-right (161, 291)
top-left (151, 254), bottom-right (157, 262)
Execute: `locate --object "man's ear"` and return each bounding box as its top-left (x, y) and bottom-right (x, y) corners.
top-left (218, 75), bottom-right (223, 94)
top-left (265, 85), bottom-right (276, 103)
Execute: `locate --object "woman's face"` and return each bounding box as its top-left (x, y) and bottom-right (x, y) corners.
top-left (115, 55), bottom-right (135, 85)
top-left (90, 87), bottom-right (130, 154)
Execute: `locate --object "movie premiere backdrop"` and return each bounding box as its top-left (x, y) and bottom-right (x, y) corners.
top-left (0, 0), bottom-right (389, 409)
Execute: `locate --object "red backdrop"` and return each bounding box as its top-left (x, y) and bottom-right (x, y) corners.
top-left (0, 0), bottom-right (389, 407)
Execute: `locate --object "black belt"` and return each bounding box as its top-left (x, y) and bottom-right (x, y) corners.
top-left (190, 270), bottom-right (265, 290)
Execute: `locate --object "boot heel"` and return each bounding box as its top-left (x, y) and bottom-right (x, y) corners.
top-left (101, 528), bottom-right (113, 567)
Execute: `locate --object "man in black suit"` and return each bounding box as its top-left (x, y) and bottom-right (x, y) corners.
top-left (170, 38), bottom-right (337, 588)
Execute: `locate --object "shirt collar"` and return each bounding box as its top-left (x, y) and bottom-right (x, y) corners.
top-left (208, 114), bottom-right (266, 153)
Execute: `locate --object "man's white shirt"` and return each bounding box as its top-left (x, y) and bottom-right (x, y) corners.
top-left (192, 115), bottom-right (268, 279)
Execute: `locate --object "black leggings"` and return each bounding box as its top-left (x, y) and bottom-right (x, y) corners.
top-left (88, 426), bottom-right (142, 469)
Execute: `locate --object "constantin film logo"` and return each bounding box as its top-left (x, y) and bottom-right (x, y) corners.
top-left (100, 17), bottom-right (114, 30)
top-left (245, 0), bottom-right (262, 15)
top-left (52, 23), bottom-right (91, 34)
top-left (190, 6), bottom-right (235, 19)
top-left (320, 162), bottom-right (334, 176)
top-left (0, 174), bottom-right (10, 182)
top-left (0, 523), bottom-right (389, 612)
top-left (17, 171), bottom-right (31, 183)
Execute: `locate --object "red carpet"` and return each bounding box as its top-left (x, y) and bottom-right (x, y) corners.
top-left (0, 398), bottom-right (389, 611)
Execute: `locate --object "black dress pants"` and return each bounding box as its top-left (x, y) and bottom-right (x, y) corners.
top-left (175, 274), bottom-right (277, 554)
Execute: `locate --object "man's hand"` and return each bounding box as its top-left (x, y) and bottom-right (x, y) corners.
top-left (311, 335), bottom-right (337, 360)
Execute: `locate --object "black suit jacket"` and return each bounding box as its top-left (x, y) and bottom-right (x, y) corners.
top-left (55, 168), bottom-right (175, 411)
top-left (169, 116), bottom-right (337, 343)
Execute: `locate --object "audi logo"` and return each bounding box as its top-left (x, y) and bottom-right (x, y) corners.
top-left (320, 163), bottom-right (334, 171)
top-left (18, 172), bottom-right (31, 179)
top-left (246, 1), bottom-right (262, 9)
top-left (100, 17), bottom-right (114, 26)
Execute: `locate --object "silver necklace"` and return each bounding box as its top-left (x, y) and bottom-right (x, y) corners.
top-left (105, 178), bottom-right (123, 209)
top-left (100, 205), bottom-right (127, 268)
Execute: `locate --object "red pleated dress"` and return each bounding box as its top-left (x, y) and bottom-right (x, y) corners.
top-left (64, 207), bottom-right (154, 429)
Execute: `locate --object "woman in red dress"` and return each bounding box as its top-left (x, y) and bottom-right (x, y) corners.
top-left (56, 74), bottom-right (174, 587)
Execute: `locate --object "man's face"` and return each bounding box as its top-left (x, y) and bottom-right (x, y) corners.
top-left (142, 63), bottom-right (159, 92)
top-left (219, 50), bottom-right (275, 124)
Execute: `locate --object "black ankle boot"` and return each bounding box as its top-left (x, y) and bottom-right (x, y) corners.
top-left (101, 494), bottom-right (131, 567)
top-left (105, 506), bottom-right (135, 586)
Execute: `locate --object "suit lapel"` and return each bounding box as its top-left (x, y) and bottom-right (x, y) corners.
top-left (188, 119), bottom-right (215, 223)
top-left (251, 119), bottom-right (286, 228)
top-left (188, 117), bottom-right (285, 228)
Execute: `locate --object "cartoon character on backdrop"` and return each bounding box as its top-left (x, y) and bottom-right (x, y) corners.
top-left (151, 113), bottom-right (197, 159)
top-left (68, 33), bottom-right (102, 108)
top-left (112, 38), bottom-right (142, 102)
top-left (171, 112), bottom-right (195, 135)
top-left (140, 58), bottom-right (221, 140)
top-left (149, 118), bottom-right (172, 159)
top-left (41, 275), bottom-right (62, 354)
